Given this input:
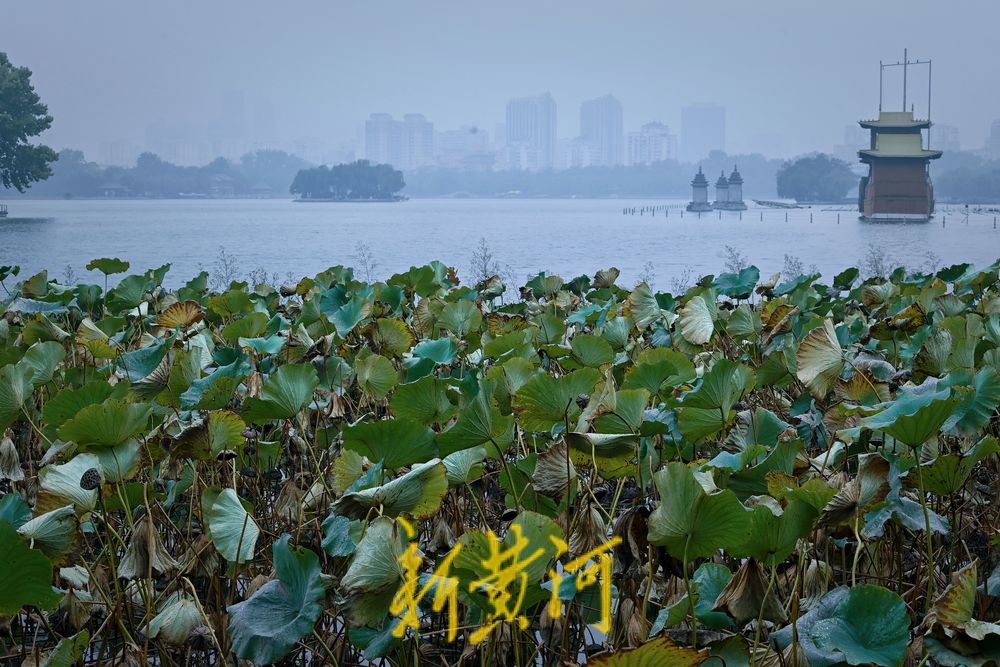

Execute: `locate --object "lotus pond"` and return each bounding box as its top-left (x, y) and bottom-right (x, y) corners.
top-left (0, 257), bottom-right (999, 666)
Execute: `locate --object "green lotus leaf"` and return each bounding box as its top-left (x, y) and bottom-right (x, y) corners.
top-left (320, 514), bottom-right (359, 558)
top-left (678, 294), bottom-right (716, 345)
top-left (796, 319), bottom-right (844, 398)
top-left (330, 293), bottom-right (373, 337)
top-left (0, 521), bottom-right (62, 615)
top-left (353, 353), bottom-right (397, 399)
top-left (0, 362), bottom-right (34, 431)
top-left (21, 341), bottom-right (65, 386)
top-left (736, 497), bottom-right (817, 566)
top-left (714, 266), bottom-right (759, 299)
top-left (439, 300), bottom-right (483, 337)
top-left (58, 399), bottom-right (152, 448)
top-left (242, 363), bottom-right (318, 423)
top-left (909, 435), bottom-right (999, 495)
top-left (172, 410), bottom-right (245, 460)
top-left (5, 297), bottom-right (68, 315)
top-left (648, 462), bottom-right (751, 560)
top-left (389, 375), bottom-right (456, 425)
top-left (676, 359), bottom-right (753, 441)
top-left (37, 629), bottom-right (90, 666)
top-left (144, 593), bottom-right (203, 646)
top-left (412, 337), bottom-right (459, 364)
top-left (442, 445), bottom-right (487, 487)
top-left (570, 334), bottom-right (614, 368)
top-left (513, 367), bottom-right (601, 433)
top-left (42, 381), bottom-right (123, 432)
top-left (343, 417), bottom-right (437, 470)
top-left (331, 459), bottom-right (448, 520)
top-left (566, 432), bottom-right (639, 479)
top-left (808, 585), bottom-right (910, 667)
top-left (220, 311), bottom-right (269, 342)
top-left (228, 535), bottom-right (332, 664)
top-left (944, 367), bottom-right (1000, 436)
top-left (86, 257), bottom-right (130, 275)
top-left (438, 378), bottom-right (512, 456)
top-left (341, 516), bottom-right (405, 626)
top-left (622, 348), bottom-right (696, 397)
top-left (207, 289), bottom-right (253, 318)
top-left (202, 487), bottom-right (260, 563)
top-left (91, 440), bottom-right (142, 483)
top-left (0, 493), bottom-right (32, 528)
top-left (860, 393), bottom-right (957, 448)
top-left (650, 562), bottom-right (733, 635)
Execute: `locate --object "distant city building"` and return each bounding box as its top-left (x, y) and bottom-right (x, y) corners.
top-left (681, 104), bottom-right (726, 163)
top-left (579, 95), bottom-right (623, 166)
top-left (686, 167), bottom-right (712, 212)
top-left (932, 123), bottom-right (960, 152)
top-left (364, 113), bottom-right (435, 170)
top-left (505, 93), bottom-right (556, 170)
top-left (558, 138), bottom-right (601, 169)
top-left (436, 125), bottom-right (494, 170)
top-left (627, 122), bottom-right (678, 165)
top-left (834, 125), bottom-right (870, 163)
top-left (990, 120), bottom-right (1000, 160)
top-left (364, 113), bottom-right (400, 166)
top-left (99, 140), bottom-right (140, 167)
top-left (715, 165), bottom-right (747, 210)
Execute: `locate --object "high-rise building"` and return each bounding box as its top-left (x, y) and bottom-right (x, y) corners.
top-left (579, 95), bottom-right (623, 166)
top-left (681, 104), bottom-right (726, 163)
top-left (505, 93), bottom-right (556, 170)
top-left (436, 125), bottom-right (494, 170)
top-left (931, 123), bottom-right (960, 153)
top-left (364, 113), bottom-right (435, 170)
top-left (364, 113), bottom-right (401, 167)
top-left (627, 122), bottom-right (678, 165)
top-left (990, 120), bottom-right (1000, 161)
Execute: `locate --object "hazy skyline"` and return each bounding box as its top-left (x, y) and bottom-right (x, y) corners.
top-left (7, 0), bottom-right (999, 163)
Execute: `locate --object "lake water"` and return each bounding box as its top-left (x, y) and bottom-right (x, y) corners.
top-left (1, 198), bottom-right (998, 289)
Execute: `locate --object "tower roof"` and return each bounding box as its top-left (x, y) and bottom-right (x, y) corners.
top-left (859, 111), bottom-right (931, 131)
top-left (691, 166), bottom-right (708, 187)
top-left (715, 171), bottom-right (729, 187)
top-left (728, 164), bottom-right (743, 184)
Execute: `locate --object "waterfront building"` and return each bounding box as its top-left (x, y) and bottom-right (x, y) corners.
top-left (505, 93), bottom-right (557, 170)
top-left (713, 171), bottom-right (730, 208)
top-left (627, 122), bottom-right (678, 165)
top-left (857, 111), bottom-right (941, 222)
top-left (686, 167), bottom-right (712, 212)
top-left (720, 165), bottom-right (748, 210)
top-left (681, 104), bottom-right (725, 163)
top-left (579, 95), bottom-right (624, 166)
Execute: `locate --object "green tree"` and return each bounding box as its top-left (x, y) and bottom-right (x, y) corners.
top-left (0, 53), bottom-right (58, 192)
top-left (776, 154), bottom-right (855, 202)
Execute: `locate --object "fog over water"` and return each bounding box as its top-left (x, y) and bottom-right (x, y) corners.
top-left (2, 199), bottom-right (997, 289)
top-left (5, 0), bottom-right (1000, 159)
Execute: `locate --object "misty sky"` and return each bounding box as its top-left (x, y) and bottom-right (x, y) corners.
top-left (6, 0), bottom-right (999, 162)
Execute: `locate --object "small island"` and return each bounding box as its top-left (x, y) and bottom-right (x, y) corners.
top-left (290, 159), bottom-right (406, 202)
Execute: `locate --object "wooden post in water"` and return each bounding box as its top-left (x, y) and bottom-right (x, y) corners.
top-left (760, 211), bottom-right (763, 221)
top-left (837, 214), bottom-right (840, 224)
top-left (810, 213), bottom-right (813, 224)
top-left (785, 212), bottom-right (788, 222)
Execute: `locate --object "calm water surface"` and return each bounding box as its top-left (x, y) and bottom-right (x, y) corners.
top-left (1, 198), bottom-right (997, 288)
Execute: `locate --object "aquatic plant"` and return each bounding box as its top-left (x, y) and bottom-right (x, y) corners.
top-left (0, 255), bottom-right (999, 666)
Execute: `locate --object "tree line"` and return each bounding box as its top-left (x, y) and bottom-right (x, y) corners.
top-left (289, 161), bottom-right (405, 200)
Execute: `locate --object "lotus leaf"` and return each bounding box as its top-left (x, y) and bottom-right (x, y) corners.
top-left (228, 535), bottom-right (332, 664)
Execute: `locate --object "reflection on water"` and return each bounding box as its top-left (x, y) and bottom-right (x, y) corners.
top-left (0, 198), bottom-right (997, 289)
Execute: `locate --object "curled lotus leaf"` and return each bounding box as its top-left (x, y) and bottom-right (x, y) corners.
top-left (796, 319), bottom-right (844, 398)
top-left (331, 459), bottom-right (448, 520)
